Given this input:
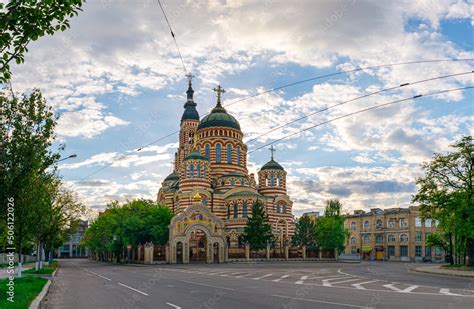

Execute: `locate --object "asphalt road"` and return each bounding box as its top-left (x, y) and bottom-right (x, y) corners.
top-left (44, 259), bottom-right (474, 309)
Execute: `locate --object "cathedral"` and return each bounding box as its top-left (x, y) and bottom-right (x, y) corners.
top-left (157, 77), bottom-right (294, 262)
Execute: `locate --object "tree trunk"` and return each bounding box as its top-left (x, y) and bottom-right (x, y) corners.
top-left (467, 238), bottom-right (474, 266)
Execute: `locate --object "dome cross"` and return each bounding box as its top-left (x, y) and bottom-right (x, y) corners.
top-left (269, 145), bottom-right (276, 160)
top-left (213, 84), bottom-right (226, 107)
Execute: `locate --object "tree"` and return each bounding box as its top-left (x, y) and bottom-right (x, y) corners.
top-left (292, 215), bottom-right (317, 249)
top-left (83, 199), bottom-right (173, 262)
top-left (0, 89), bottom-right (62, 274)
top-left (315, 199), bottom-right (348, 254)
top-left (413, 136), bottom-right (474, 265)
top-left (0, 0), bottom-right (85, 82)
top-left (242, 200), bottom-right (274, 252)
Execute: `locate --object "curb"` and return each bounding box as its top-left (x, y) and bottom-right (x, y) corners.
top-left (28, 267), bottom-right (58, 309)
top-left (411, 267), bottom-right (474, 278)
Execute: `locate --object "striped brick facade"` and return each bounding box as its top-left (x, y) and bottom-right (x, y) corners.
top-left (157, 81), bottom-right (295, 248)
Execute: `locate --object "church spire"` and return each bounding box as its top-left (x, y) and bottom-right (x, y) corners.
top-left (186, 72), bottom-right (194, 102)
top-left (181, 73), bottom-right (199, 122)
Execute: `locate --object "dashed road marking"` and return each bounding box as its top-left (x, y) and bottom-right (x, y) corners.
top-left (401, 285), bottom-right (419, 293)
top-left (439, 288), bottom-right (460, 296)
top-left (97, 274), bottom-right (112, 281)
top-left (235, 273), bottom-right (253, 278)
top-left (166, 302), bottom-right (182, 309)
top-left (181, 279), bottom-right (235, 291)
top-left (383, 283), bottom-right (401, 291)
top-left (272, 275), bottom-right (290, 282)
top-left (322, 276), bottom-right (352, 287)
top-left (271, 294), bottom-right (373, 308)
top-left (252, 273), bottom-right (273, 280)
top-left (295, 275), bottom-right (308, 284)
top-left (118, 282), bottom-right (149, 296)
top-left (328, 278), bottom-right (361, 286)
top-left (352, 280), bottom-right (379, 290)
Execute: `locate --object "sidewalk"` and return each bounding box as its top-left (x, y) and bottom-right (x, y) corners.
top-left (412, 265), bottom-right (474, 277)
top-left (0, 264), bottom-right (34, 278)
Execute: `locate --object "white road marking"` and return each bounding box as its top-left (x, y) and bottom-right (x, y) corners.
top-left (440, 288), bottom-right (460, 296)
top-left (235, 273), bottom-right (253, 278)
top-left (328, 278), bottom-right (361, 285)
top-left (401, 285), bottom-right (419, 293)
top-left (97, 274), bottom-right (112, 281)
top-left (117, 283), bottom-right (149, 296)
top-left (221, 272), bottom-right (244, 276)
top-left (166, 302), bottom-right (182, 309)
top-left (295, 275), bottom-right (308, 284)
top-left (272, 275), bottom-right (290, 282)
top-left (322, 276), bottom-right (352, 287)
top-left (271, 294), bottom-right (373, 308)
top-left (352, 280), bottom-right (379, 290)
top-left (252, 273), bottom-right (273, 280)
top-left (181, 280), bottom-right (235, 291)
top-left (383, 284), bottom-right (401, 291)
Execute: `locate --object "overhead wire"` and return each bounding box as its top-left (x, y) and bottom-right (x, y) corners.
top-left (247, 86), bottom-right (474, 154)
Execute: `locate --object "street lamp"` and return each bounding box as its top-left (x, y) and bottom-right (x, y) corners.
top-left (55, 154), bottom-right (77, 163)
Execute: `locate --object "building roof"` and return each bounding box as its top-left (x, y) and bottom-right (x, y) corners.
top-left (197, 104), bottom-right (241, 130)
top-left (227, 190), bottom-right (263, 198)
top-left (164, 171), bottom-right (179, 181)
top-left (181, 80), bottom-right (200, 122)
top-left (260, 159), bottom-right (284, 171)
top-left (184, 151), bottom-right (209, 161)
top-left (218, 172), bottom-right (248, 179)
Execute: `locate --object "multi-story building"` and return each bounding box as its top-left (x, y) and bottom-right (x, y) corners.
top-left (302, 211), bottom-right (320, 221)
top-left (343, 206), bottom-right (445, 262)
top-left (57, 220), bottom-right (89, 258)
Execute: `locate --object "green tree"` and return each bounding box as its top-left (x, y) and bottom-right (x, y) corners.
top-left (242, 200), bottom-right (274, 252)
top-left (0, 89), bottom-right (62, 273)
top-left (292, 215), bottom-right (317, 249)
top-left (0, 0), bottom-right (85, 82)
top-left (413, 136), bottom-right (474, 265)
top-left (315, 199), bottom-right (348, 254)
top-left (83, 199), bottom-right (173, 262)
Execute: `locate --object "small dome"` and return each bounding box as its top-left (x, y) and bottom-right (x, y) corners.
top-left (184, 151), bottom-right (209, 161)
top-left (164, 171), bottom-right (179, 181)
top-left (181, 102), bottom-right (200, 121)
top-left (260, 159), bottom-right (284, 171)
top-left (197, 105), bottom-right (241, 130)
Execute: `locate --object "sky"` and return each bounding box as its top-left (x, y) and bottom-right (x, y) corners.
top-left (9, 0), bottom-right (474, 216)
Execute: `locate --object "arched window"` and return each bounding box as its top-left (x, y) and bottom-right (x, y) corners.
top-left (242, 202), bottom-right (248, 218)
top-left (183, 167), bottom-right (187, 177)
top-left (216, 144), bottom-right (221, 163)
top-left (270, 174), bottom-right (275, 186)
top-left (363, 220), bottom-right (370, 229)
top-left (276, 204), bottom-right (281, 213)
top-left (240, 180), bottom-right (245, 186)
top-left (189, 164), bottom-right (194, 179)
top-left (400, 234), bottom-right (409, 242)
top-left (202, 196), bottom-right (208, 206)
top-left (230, 179), bottom-right (235, 186)
top-left (237, 146), bottom-right (241, 164)
top-left (350, 237), bottom-right (357, 244)
top-left (233, 204), bottom-right (238, 218)
top-left (375, 235), bottom-right (383, 243)
top-left (282, 204), bottom-right (287, 213)
top-left (388, 218), bottom-right (396, 228)
top-left (227, 144), bottom-right (232, 163)
top-left (203, 166), bottom-right (206, 179)
top-left (350, 222), bottom-right (356, 230)
top-left (363, 235), bottom-right (371, 244)
top-left (197, 165), bottom-right (201, 178)
top-left (376, 219), bottom-right (382, 229)
top-left (388, 234), bottom-right (396, 242)
top-left (205, 144), bottom-right (210, 159)
top-left (277, 175), bottom-right (280, 186)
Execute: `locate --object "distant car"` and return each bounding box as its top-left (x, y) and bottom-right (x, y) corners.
top-left (422, 257), bottom-right (432, 262)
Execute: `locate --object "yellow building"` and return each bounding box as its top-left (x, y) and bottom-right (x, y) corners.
top-left (344, 206), bottom-right (445, 262)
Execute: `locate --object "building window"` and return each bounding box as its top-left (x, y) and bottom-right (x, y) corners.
top-left (363, 235), bottom-right (371, 244)
top-left (233, 204), bottom-right (238, 218)
top-left (242, 202), bottom-right (248, 218)
top-left (270, 174), bottom-right (275, 186)
top-left (425, 219), bottom-right (432, 228)
top-left (227, 144), bottom-right (232, 163)
top-left (350, 222), bottom-right (356, 230)
top-left (387, 234), bottom-right (396, 242)
top-left (282, 204), bottom-right (287, 213)
top-left (435, 247), bottom-right (442, 256)
top-left (388, 246), bottom-right (395, 257)
top-left (203, 166), bottom-right (206, 179)
top-left (190, 164), bottom-right (194, 179)
top-left (425, 247), bottom-right (432, 257)
top-left (230, 179), bottom-right (235, 186)
top-left (276, 204), bottom-right (281, 213)
top-left (277, 175), bottom-right (281, 186)
top-left (400, 246), bottom-right (408, 257)
top-left (415, 217), bottom-right (422, 227)
top-left (388, 218), bottom-right (396, 228)
top-left (240, 180), bottom-right (245, 186)
top-left (205, 144), bottom-right (210, 159)
top-left (350, 237), bottom-right (356, 244)
top-left (376, 219), bottom-right (382, 229)
top-left (400, 218), bottom-right (408, 228)
top-left (197, 165), bottom-right (201, 178)
top-left (363, 220), bottom-right (370, 229)
top-left (183, 167), bottom-right (186, 177)
top-left (237, 146), bottom-right (241, 164)
top-left (400, 234), bottom-right (408, 242)
top-left (415, 245), bottom-right (422, 257)
top-left (415, 231), bottom-right (422, 242)
top-left (351, 246), bottom-right (357, 255)
top-left (375, 235), bottom-right (383, 244)
top-left (216, 144), bottom-right (221, 163)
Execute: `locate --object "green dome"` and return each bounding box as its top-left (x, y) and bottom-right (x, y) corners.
top-left (164, 171), bottom-right (179, 181)
top-left (197, 105), bottom-right (241, 130)
top-left (184, 151), bottom-right (209, 161)
top-left (261, 159), bottom-right (284, 171)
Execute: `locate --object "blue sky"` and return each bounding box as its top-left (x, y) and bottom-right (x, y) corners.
top-left (10, 0), bottom-right (474, 216)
